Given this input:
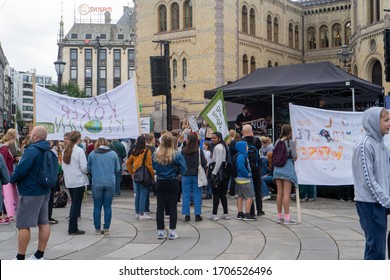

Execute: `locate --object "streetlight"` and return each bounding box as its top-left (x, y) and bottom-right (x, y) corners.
top-left (337, 44), bottom-right (354, 68)
top-left (54, 59), bottom-right (66, 93)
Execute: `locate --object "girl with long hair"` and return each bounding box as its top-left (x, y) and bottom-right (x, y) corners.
top-left (273, 124), bottom-right (298, 225)
top-left (209, 132), bottom-right (230, 221)
top-left (181, 134), bottom-right (206, 222)
top-left (62, 131), bottom-right (89, 235)
top-left (126, 135), bottom-right (155, 220)
top-left (152, 134), bottom-right (186, 240)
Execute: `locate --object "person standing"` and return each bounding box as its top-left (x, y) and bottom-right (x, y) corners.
top-left (109, 139), bottom-right (127, 196)
top-left (88, 137), bottom-right (120, 235)
top-left (273, 124), bottom-right (298, 225)
top-left (235, 106), bottom-right (252, 133)
top-left (181, 134), bottom-right (206, 222)
top-left (10, 126), bottom-right (53, 260)
top-left (352, 107), bottom-right (390, 260)
top-left (152, 134), bottom-right (187, 240)
top-left (0, 153), bottom-right (9, 224)
top-left (126, 135), bottom-right (155, 220)
top-left (62, 131), bottom-right (89, 235)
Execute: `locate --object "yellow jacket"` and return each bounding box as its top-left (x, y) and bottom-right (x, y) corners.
top-left (126, 148), bottom-right (155, 178)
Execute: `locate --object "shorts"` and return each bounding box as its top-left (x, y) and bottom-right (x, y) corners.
top-left (16, 194), bottom-right (50, 229)
top-left (237, 182), bottom-right (255, 199)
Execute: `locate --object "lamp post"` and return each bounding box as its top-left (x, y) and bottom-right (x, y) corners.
top-left (96, 36), bottom-right (101, 95)
top-left (337, 44), bottom-right (354, 69)
top-left (54, 59), bottom-right (66, 93)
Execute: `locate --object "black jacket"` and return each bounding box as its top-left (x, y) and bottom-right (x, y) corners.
top-left (181, 149), bottom-right (207, 176)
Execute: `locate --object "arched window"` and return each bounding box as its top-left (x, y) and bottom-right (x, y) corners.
top-left (173, 59), bottom-right (177, 82)
top-left (345, 22), bottom-right (351, 45)
top-left (274, 17), bottom-right (279, 43)
top-left (288, 23), bottom-right (294, 48)
top-left (243, 54), bottom-right (248, 75)
top-left (158, 5), bottom-right (167, 32)
top-left (274, 62), bottom-right (279, 67)
top-left (319, 25), bottom-right (329, 48)
top-left (369, 0), bottom-right (380, 23)
top-left (307, 27), bottom-right (316, 49)
top-left (171, 3), bottom-right (180, 31)
top-left (242, 6), bottom-right (248, 33)
top-left (268, 60), bottom-right (272, 67)
top-left (332, 23), bottom-right (342, 47)
top-left (250, 8), bottom-right (256, 35)
top-left (267, 15), bottom-right (272, 41)
top-left (295, 25), bottom-right (299, 49)
top-left (372, 60), bottom-right (382, 86)
top-left (183, 0), bottom-right (193, 29)
top-left (250, 56), bottom-right (256, 73)
top-left (182, 58), bottom-right (187, 81)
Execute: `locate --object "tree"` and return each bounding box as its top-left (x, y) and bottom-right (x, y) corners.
top-left (49, 82), bottom-right (87, 98)
top-left (16, 107), bottom-right (25, 130)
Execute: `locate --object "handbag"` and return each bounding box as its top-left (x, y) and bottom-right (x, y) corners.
top-left (54, 191), bottom-right (68, 208)
top-left (198, 149), bottom-right (208, 187)
top-left (134, 149), bottom-right (153, 186)
top-left (3, 183), bottom-right (18, 218)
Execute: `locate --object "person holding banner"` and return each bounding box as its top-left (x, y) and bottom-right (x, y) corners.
top-left (352, 107), bottom-right (390, 260)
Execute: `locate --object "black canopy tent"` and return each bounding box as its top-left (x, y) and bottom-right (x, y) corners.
top-left (204, 62), bottom-right (383, 141)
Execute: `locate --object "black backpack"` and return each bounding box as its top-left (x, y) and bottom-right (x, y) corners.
top-left (37, 148), bottom-right (59, 188)
top-left (247, 144), bottom-right (260, 169)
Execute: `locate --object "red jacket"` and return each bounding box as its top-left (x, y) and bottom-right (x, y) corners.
top-left (0, 145), bottom-right (15, 175)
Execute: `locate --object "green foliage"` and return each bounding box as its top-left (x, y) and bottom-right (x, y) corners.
top-left (16, 107), bottom-right (25, 129)
top-left (49, 82), bottom-right (87, 98)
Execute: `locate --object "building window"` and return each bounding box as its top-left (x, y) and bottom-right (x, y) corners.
top-left (100, 49), bottom-right (107, 65)
top-left (173, 59), bottom-right (177, 82)
top-left (70, 66), bottom-right (77, 83)
top-left (85, 49), bottom-right (92, 66)
top-left (249, 8), bottom-right (255, 35)
top-left (23, 98), bottom-right (33, 104)
top-left (273, 17), bottom-right (279, 43)
top-left (369, 0), bottom-right (381, 24)
top-left (85, 86), bottom-right (92, 97)
top-left (71, 33), bottom-right (78, 39)
top-left (250, 56), bottom-right (256, 73)
top-left (243, 54), bottom-right (248, 75)
top-left (319, 25), bottom-right (329, 48)
top-left (85, 66), bottom-right (92, 79)
top-left (114, 66), bottom-right (121, 88)
top-left (100, 34), bottom-right (107, 40)
top-left (288, 23), bottom-right (294, 48)
top-left (171, 2), bottom-right (180, 31)
top-left (332, 23), bottom-right (342, 47)
top-left (268, 60), bottom-right (272, 67)
top-left (307, 27), bottom-right (316, 49)
top-left (345, 21), bottom-right (351, 45)
top-left (267, 15), bottom-right (272, 41)
top-left (100, 66), bottom-right (106, 79)
top-left (117, 34), bottom-right (124, 40)
top-left (128, 49), bottom-right (134, 67)
top-left (182, 58), bottom-right (187, 81)
top-left (114, 49), bottom-right (121, 66)
top-left (183, 0), bottom-right (192, 29)
top-left (99, 85), bottom-right (107, 95)
top-left (242, 6), bottom-right (248, 33)
top-left (158, 5), bottom-right (167, 32)
top-left (70, 48), bottom-right (78, 61)
top-left (295, 25), bottom-right (299, 49)
top-left (85, 33), bottom-right (92, 39)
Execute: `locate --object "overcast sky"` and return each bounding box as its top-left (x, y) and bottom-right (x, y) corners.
top-left (0, 0), bottom-right (132, 79)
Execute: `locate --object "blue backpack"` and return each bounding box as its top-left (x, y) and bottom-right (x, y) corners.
top-left (37, 148), bottom-right (59, 188)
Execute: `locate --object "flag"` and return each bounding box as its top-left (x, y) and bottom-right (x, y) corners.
top-left (199, 89), bottom-right (229, 140)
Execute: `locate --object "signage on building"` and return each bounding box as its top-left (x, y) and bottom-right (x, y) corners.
top-left (78, 4), bottom-right (112, 15)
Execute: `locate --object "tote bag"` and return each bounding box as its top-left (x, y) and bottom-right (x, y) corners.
top-left (3, 183), bottom-right (18, 218)
top-left (134, 149), bottom-right (153, 186)
top-left (198, 149), bottom-right (208, 187)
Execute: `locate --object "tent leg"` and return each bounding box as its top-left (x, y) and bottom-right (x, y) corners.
top-left (352, 88), bottom-right (355, 112)
top-left (272, 94), bottom-right (275, 144)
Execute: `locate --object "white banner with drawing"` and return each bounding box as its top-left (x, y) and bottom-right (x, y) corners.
top-left (36, 78), bottom-right (141, 140)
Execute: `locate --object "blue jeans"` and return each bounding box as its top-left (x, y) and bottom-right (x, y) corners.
top-left (182, 175), bottom-right (202, 215)
top-left (356, 201), bottom-right (387, 260)
top-left (92, 185), bottom-right (114, 230)
top-left (68, 186), bottom-right (85, 233)
top-left (133, 181), bottom-right (150, 214)
top-left (299, 185), bottom-right (317, 199)
top-left (261, 180), bottom-right (270, 196)
top-left (115, 165), bottom-right (122, 195)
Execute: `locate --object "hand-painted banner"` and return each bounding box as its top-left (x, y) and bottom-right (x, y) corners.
top-left (36, 78), bottom-right (140, 140)
top-left (290, 104), bottom-right (365, 185)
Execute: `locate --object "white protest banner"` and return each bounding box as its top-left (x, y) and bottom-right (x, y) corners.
top-left (188, 115), bottom-right (199, 132)
top-left (290, 104), bottom-right (365, 185)
top-left (200, 89), bottom-right (229, 140)
top-left (36, 78), bottom-right (140, 140)
top-left (140, 117), bottom-right (151, 134)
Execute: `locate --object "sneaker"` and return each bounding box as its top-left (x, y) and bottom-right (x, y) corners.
top-left (168, 232), bottom-right (179, 240)
top-left (68, 230), bottom-right (85, 235)
top-left (49, 218), bottom-right (59, 224)
top-left (27, 255), bottom-right (44, 260)
top-left (208, 214), bottom-right (219, 221)
top-left (103, 229), bottom-right (110, 235)
top-left (95, 229), bottom-right (103, 235)
top-left (184, 215), bottom-right (190, 222)
top-left (284, 217), bottom-right (297, 225)
top-left (0, 218), bottom-right (10, 225)
top-left (157, 231), bottom-right (167, 239)
top-left (308, 198), bottom-right (316, 202)
top-left (135, 214), bottom-right (140, 220)
top-left (236, 212), bottom-right (245, 220)
top-left (257, 211), bottom-right (265, 216)
top-left (276, 217), bottom-right (284, 224)
top-left (262, 195), bottom-right (271, 201)
top-left (195, 215), bottom-right (203, 222)
top-left (243, 213), bottom-right (257, 221)
top-left (140, 214), bottom-right (152, 220)
top-left (220, 214), bottom-right (230, 220)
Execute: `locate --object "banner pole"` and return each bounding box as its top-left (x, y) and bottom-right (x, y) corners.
top-left (32, 70), bottom-right (36, 127)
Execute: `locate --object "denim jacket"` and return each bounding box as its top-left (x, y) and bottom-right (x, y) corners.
top-left (153, 151), bottom-right (187, 180)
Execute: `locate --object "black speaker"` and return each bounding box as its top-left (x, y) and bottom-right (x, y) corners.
top-left (150, 56), bottom-right (168, 96)
top-left (385, 29), bottom-right (390, 82)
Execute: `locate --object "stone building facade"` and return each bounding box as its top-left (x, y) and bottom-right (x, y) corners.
top-left (134, 0), bottom-right (389, 131)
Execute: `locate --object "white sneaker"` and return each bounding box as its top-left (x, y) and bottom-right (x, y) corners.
top-left (220, 214), bottom-right (230, 220)
top-left (262, 195), bottom-right (271, 201)
top-left (135, 214), bottom-right (140, 220)
top-left (168, 232), bottom-right (179, 240)
top-left (140, 214), bottom-right (153, 220)
top-left (27, 255), bottom-right (44, 260)
top-left (208, 214), bottom-right (219, 221)
top-left (157, 231), bottom-right (167, 239)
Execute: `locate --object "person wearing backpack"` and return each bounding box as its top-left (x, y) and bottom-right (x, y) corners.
top-left (10, 126), bottom-right (53, 260)
top-left (241, 124), bottom-right (264, 217)
top-left (273, 124), bottom-right (298, 225)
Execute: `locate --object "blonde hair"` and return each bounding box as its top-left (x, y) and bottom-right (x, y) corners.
top-left (95, 137), bottom-right (110, 149)
top-left (0, 128), bottom-right (17, 144)
top-left (226, 129), bottom-right (236, 145)
top-left (154, 134), bottom-right (175, 165)
top-left (260, 136), bottom-right (271, 145)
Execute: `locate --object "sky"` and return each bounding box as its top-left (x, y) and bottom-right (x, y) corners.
top-left (0, 0), bottom-right (133, 79)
